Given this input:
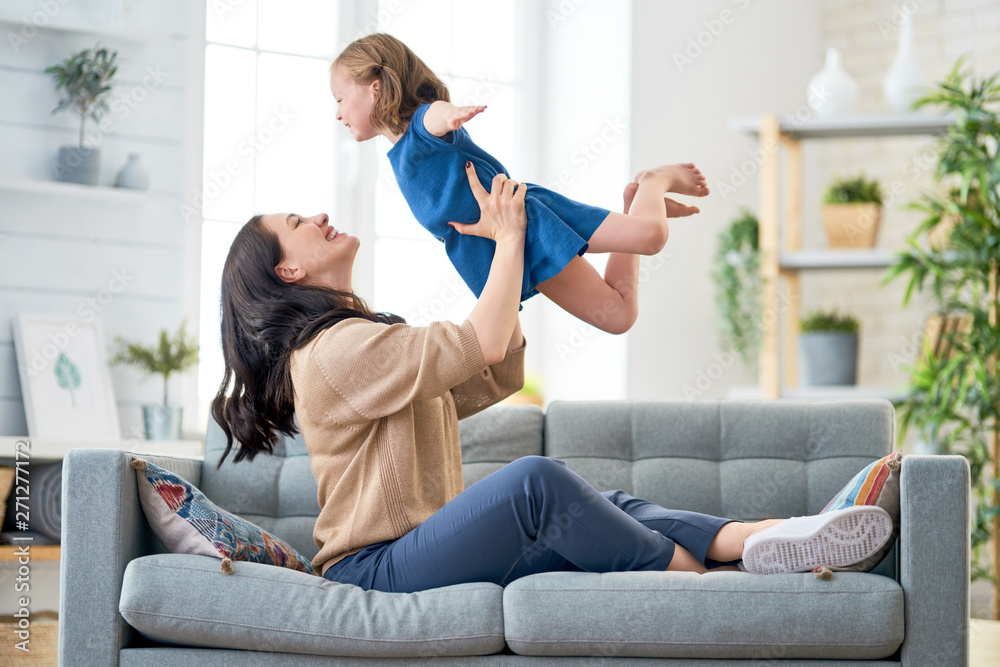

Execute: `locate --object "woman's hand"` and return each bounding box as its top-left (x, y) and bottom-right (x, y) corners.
top-left (448, 162), bottom-right (527, 244)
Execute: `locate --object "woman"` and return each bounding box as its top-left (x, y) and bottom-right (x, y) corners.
top-left (211, 164), bottom-right (894, 593)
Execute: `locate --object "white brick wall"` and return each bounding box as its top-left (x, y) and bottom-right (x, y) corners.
top-left (807, 0), bottom-right (999, 393)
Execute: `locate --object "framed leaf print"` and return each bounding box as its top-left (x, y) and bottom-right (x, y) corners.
top-left (11, 313), bottom-right (121, 440)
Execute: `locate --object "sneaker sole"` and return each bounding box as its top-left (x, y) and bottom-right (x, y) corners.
top-left (742, 506), bottom-right (893, 575)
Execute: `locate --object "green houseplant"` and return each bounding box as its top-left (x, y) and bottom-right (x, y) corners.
top-left (711, 208), bottom-right (762, 368)
top-left (44, 44), bottom-right (118, 185)
top-left (798, 310), bottom-right (860, 386)
top-left (821, 173), bottom-right (884, 248)
top-left (110, 318), bottom-right (199, 441)
top-left (882, 57), bottom-right (1000, 617)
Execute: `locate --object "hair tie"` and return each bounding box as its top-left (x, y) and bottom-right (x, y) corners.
top-left (375, 62), bottom-right (384, 72)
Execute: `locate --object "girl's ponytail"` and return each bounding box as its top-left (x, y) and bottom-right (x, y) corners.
top-left (333, 33), bottom-right (449, 136)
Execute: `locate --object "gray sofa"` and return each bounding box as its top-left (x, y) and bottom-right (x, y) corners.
top-left (58, 399), bottom-right (971, 665)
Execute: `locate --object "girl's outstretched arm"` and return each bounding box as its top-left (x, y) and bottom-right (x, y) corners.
top-left (424, 100), bottom-right (487, 137)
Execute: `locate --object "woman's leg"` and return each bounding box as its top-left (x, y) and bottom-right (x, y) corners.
top-left (598, 489), bottom-right (748, 572)
top-left (324, 456), bottom-right (682, 593)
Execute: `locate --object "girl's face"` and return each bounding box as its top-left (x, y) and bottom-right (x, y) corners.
top-left (262, 212), bottom-right (360, 291)
top-left (330, 64), bottom-right (379, 142)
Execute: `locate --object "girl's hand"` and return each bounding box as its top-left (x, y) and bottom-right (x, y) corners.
top-left (444, 104), bottom-right (486, 131)
top-left (448, 162), bottom-right (527, 244)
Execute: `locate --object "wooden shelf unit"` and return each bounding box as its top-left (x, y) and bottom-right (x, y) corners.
top-left (0, 545), bottom-right (60, 562)
top-left (742, 113), bottom-right (954, 399)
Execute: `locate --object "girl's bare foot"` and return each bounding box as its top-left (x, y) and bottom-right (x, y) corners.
top-left (622, 181), bottom-right (639, 213)
top-left (665, 196), bottom-right (699, 217)
top-left (623, 182), bottom-right (699, 218)
top-left (634, 163), bottom-right (709, 197)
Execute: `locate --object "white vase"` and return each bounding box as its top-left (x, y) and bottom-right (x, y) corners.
top-left (883, 12), bottom-right (929, 114)
top-left (114, 153), bottom-right (149, 190)
top-left (807, 47), bottom-right (858, 118)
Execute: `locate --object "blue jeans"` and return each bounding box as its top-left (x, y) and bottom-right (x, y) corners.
top-left (323, 456), bottom-right (743, 593)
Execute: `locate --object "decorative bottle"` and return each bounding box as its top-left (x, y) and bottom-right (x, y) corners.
top-left (807, 47), bottom-right (859, 118)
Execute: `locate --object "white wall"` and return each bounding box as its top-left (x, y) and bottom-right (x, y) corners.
top-left (522, 0), bottom-right (631, 403)
top-left (0, 0), bottom-right (201, 617)
top-left (0, 0), bottom-right (201, 439)
top-left (628, 0), bottom-right (823, 400)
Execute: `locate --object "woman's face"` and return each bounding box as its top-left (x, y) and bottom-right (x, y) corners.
top-left (261, 212), bottom-right (360, 291)
top-left (330, 64), bottom-right (379, 142)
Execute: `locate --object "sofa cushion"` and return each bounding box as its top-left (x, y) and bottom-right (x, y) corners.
top-left (120, 554), bottom-right (506, 657)
top-left (820, 450), bottom-right (903, 572)
top-left (131, 457), bottom-right (318, 576)
top-left (503, 571), bottom-right (903, 660)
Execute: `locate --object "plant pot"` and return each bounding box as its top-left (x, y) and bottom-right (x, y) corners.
top-left (54, 145), bottom-right (100, 185)
top-left (927, 213), bottom-right (956, 250)
top-left (821, 203), bottom-right (882, 248)
top-left (922, 312), bottom-right (972, 362)
top-left (798, 332), bottom-right (859, 386)
top-left (143, 404), bottom-right (183, 441)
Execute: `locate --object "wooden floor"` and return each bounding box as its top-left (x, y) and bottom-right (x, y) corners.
top-left (972, 618), bottom-right (1000, 666)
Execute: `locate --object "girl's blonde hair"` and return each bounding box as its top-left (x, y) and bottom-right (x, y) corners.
top-left (333, 33), bottom-right (450, 136)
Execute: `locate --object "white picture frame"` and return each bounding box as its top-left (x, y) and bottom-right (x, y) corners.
top-left (11, 313), bottom-right (121, 441)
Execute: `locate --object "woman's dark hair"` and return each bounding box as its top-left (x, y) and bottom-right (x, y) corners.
top-left (210, 214), bottom-right (403, 470)
top-left (333, 32), bottom-right (450, 136)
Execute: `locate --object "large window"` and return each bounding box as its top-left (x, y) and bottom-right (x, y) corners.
top-left (197, 0), bottom-right (340, 427)
top-left (370, 0), bottom-right (523, 325)
top-left (195, 0), bottom-right (627, 425)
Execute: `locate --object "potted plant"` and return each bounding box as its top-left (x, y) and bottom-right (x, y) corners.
top-left (882, 56), bottom-right (1000, 616)
top-left (710, 208), bottom-right (762, 368)
top-left (44, 44), bottom-right (118, 185)
top-left (821, 173), bottom-right (884, 248)
top-left (798, 310), bottom-right (860, 386)
top-left (110, 318), bottom-right (199, 441)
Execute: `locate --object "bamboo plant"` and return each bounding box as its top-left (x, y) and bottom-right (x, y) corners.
top-left (882, 57), bottom-right (1000, 618)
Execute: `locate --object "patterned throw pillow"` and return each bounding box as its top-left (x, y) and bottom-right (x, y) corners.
top-left (818, 449), bottom-right (904, 573)
top-left (130, 457), bottom-right (318, 576)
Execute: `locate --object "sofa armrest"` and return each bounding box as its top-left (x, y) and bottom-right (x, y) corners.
top-left (899, 454), bottom-right (970, 667)
top-left (58, 449), bottom-right (204, 666)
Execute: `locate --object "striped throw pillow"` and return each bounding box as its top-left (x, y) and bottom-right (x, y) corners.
top-left (819, 449), bottom-right (903, 572)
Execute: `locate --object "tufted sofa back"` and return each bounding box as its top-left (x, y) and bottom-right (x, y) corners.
top-left (543, 400), bottom-right (895, 520)
top-left (200, 399), bottom-right (894, 567)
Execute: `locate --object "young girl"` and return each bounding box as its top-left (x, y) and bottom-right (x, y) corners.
top-left (330, 33), bottom-right (709, 334)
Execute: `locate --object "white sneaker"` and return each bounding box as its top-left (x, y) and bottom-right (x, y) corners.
top-left (741, 505), bottom-right (893, 575)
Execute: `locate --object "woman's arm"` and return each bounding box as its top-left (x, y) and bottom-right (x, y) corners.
top-left (448, 162), bottom-right (527, 366)
top-left (508, 317), bottom-right (524, 352)
top-left (423, 100), bottom-right (487, 138)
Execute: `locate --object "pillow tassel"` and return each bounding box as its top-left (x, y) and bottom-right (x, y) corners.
top-left (888, 452), bottom-right (902, 472)
top-left (813, 565), bottom-right (833, 581)
top-left (220, 557), bottom-right (234, 575)
top-left (130, 458), bottom-right (147, 471)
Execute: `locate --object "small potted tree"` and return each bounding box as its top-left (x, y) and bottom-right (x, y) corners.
top-left (821, 174), bottom-right (884, 248)
top-left (110, 318), bottom-right (199, 441)
top-left (44, 44), bottom-right (118, 185)
top-left (798, 309), bottom-right (861, 386)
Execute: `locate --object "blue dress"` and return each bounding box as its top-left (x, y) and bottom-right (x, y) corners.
top-left (386, 103), bottom-right (611, 302)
